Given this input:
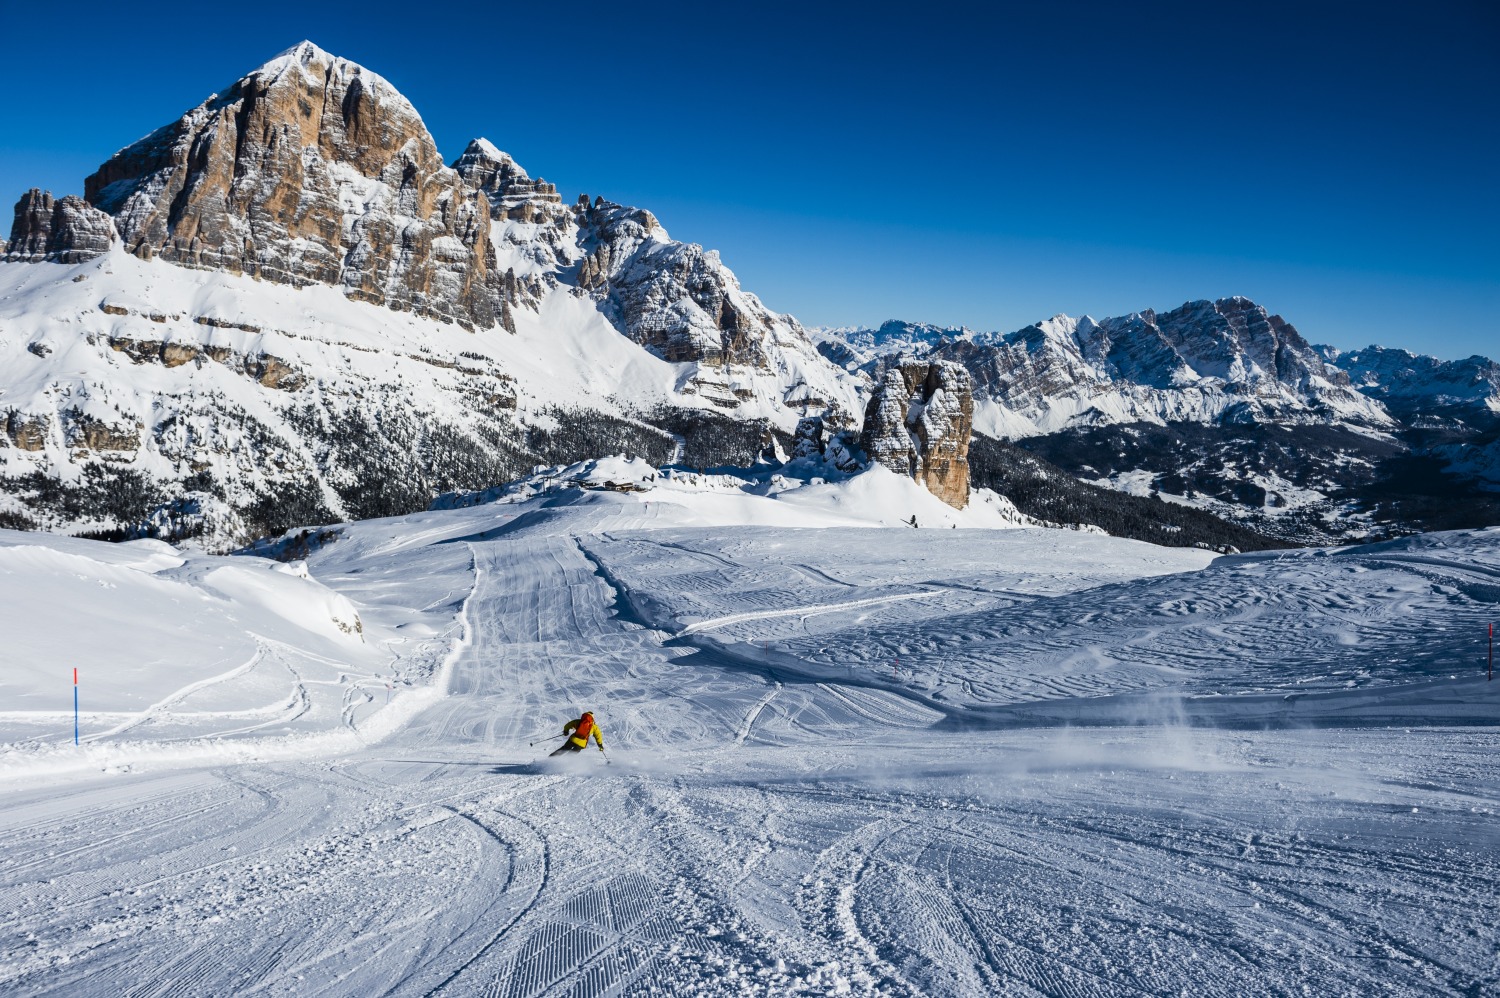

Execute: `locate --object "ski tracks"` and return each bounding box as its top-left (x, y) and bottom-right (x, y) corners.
top-left (84, 644), bottom-right (272, 741)
top-left (6, 523), bottom-right (1499, 995)
top-left (679, 591), bottom-right (943, 637)
top-left (797, 816), bottom-right (924, 996)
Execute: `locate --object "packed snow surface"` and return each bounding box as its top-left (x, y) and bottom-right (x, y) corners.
top-left (1, 476), bottom-right (1497, 994)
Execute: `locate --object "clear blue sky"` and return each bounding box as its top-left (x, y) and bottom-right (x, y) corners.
top-left (2, 1), bottom-right (1495, 358)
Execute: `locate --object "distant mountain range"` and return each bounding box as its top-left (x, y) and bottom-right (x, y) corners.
top-left (1, 43), bottom-right (1493, 550)
top-left (817, 305), bottom-right (1499, 542)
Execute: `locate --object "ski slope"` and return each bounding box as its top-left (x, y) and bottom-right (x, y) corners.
top-left (1, 479), bottom-right (1497, 995)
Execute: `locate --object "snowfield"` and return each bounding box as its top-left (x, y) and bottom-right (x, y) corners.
top-left (1, 469), bottom-right (1497, 995)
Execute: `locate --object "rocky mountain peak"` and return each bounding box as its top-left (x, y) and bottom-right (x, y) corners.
top-left (454, 139), bottom-right (528, 190)
top-left (0, 43), bottom-right (861, 546)
top-left (453, 139), bottom-right (562, 222)
top-left (1151, 297), bottom-right (1328, 385)
top-left (2, 42), bottom-right (849, 391)
top-left (254, 41), bottom-right (366, 80)
top-left (76, 41), bottom-right (504, 329)
top-left (1324, 344), bottom-right (1500, 418)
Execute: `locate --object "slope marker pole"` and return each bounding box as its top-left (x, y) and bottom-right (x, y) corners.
top-left (1488, 623), bottom-right (1493, 682)
top-left (73, 668), bottom-right (79, 746)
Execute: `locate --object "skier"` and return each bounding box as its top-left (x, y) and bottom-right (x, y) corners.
top-left (550, 710), bottom-right (605, 756)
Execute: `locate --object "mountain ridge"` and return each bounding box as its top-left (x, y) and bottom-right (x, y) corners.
top-left (821, 304), bottom-right (1498, 542)
top-left (0, 42), bottom-right (858, 544)
top-left (1, 43), bottom-right (1491, 551)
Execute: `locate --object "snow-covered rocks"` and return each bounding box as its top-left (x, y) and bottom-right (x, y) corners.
top-left (452, 137), bottom-right (563, 222)
top-left (859, 357), bottom-right (974, 508)
top-left (576, 197), bottom-right (761, 368)
top-left (4, 189), bottom-right (116, 264)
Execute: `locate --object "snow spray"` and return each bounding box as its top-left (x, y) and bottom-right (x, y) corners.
top-left (73, 668), bottom-right (78, 746)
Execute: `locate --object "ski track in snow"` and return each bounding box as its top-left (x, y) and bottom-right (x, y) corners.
top-left (679, 591), bottom-right (944, 636)
top-left (1, 502), bottom-right (1497, 995)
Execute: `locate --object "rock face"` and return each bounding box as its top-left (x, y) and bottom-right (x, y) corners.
top-left (791, 416), bottom-right (825, 459)
top-left (82, 42), bottom-right (504, 329)
top-left (456, 135), bottom-right (845, 404)
top-left (5, 190), bottom-right (116, 263)
top-left (571, 196), bottom-right (786, 370)
top-left (5, 42), bottom-right (851, 415)
top-left (860, 357), bottom-right (973, 508)
top-left (5, 411), bottom-right (50, 451)
top-left (453, 138), bottom-right (562, 222)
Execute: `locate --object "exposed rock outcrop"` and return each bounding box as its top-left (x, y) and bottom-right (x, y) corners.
top-left (572, 196), bottom-right (787, 369)
top-left (5, 189), bottom-right (116, 263)
top-left (82, 42), bottom-right (504, 329)
top-left (860, 357), bottom-right (973, 508)
top-left (104, 334), bottom-right (305, 389)
top-left (4, 411), bottom-right (50, 450)
top-left (63, 410), bottom-right (142, 452)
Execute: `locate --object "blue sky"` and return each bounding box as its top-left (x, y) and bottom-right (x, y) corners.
top-left (1, 1), bottom-right (1494, 358)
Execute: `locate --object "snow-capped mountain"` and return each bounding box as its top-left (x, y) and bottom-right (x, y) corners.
top-left (2, 42), bottom-right (1490, 550)
top-left (0, 43), bottom-right (858, 542)
top-left (1317, 344), bottom-right (1500, 423)
top-left (822, 299), bottom-right (1499, 543)
top-left (814, 319), bottom-right (975, 372)
top-left (818, 298), bottom-right (1391, 439)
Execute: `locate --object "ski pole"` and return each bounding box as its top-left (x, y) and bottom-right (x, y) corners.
top-left (529, 733), bottom-right (568, 747)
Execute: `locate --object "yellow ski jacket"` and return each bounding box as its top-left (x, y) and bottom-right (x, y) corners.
top-left (563, 714), bottom-right (604, 751)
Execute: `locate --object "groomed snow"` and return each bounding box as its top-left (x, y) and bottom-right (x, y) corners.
top-left (0, 476), bottom-right (1496, 994)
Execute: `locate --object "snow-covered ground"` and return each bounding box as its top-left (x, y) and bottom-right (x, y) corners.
top-left (0, 248), bottom-right (860, 533)
top-left (1, 470), bottom-right (1497, 995)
